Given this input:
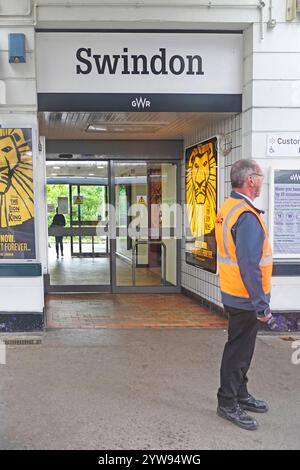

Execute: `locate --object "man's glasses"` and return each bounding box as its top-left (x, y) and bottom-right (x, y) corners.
top-left (250, 173), bottom-right (264, 178)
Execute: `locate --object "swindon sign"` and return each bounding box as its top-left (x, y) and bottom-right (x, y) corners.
top-left (36, 32), bottom-right (242, 112)
top-left (76, 46), bottom-right (205, 76)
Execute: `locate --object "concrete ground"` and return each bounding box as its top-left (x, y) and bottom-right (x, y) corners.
top-left (0, 329), bottom-right (299, 450)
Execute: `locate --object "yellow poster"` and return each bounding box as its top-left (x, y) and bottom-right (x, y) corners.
top-left (0, 128), bottom-right (35, 259)
top-left (185, 137), bottom-right (217, 273)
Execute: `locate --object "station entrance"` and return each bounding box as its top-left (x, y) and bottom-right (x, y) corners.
top-left (45, 155), bottom-right (179, 293)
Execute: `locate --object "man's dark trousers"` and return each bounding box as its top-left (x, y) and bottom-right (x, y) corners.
top-left (55, 236), bottom-right (63, 256)
top-left (217, 306), bottom-right (259, 408)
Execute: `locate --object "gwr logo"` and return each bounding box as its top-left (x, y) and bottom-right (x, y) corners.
top-left (131, 97), bottom-right (151, 109)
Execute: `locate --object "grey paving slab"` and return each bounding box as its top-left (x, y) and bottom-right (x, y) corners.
top-left (0, 329), bottom-right (299, 450)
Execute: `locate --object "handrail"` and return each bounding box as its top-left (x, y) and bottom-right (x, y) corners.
top-left (132, 240), bottom-right (167, 286)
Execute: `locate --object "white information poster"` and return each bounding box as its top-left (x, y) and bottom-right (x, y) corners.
top-left (58, 197), bottom-right (69, 214)
top-left (273, 169), bottom-right (300, 256)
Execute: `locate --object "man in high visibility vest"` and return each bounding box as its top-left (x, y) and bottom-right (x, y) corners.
top-left (215, 159), bottom-right (273, 431)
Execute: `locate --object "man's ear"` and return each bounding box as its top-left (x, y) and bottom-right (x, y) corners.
top-left (247, 175), bottom-right (254, 187)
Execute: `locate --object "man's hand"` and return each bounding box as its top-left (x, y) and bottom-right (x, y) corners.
top-left (257, 315), bottom-right (270, 323)
top-left (257, 307), bottom-right (273, 323)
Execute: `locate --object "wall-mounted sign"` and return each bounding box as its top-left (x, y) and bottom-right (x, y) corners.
top-left (36, 32), bottom-right (242, 112)
top-left (271, 169), bottom-right (300, 257)
top-left (0, 128), bottom-right (35, 260)
top-left (185, 137), bottom-right (218, 274)
top-left (137, 195), bottom-right (147, 205)
top-left (73, 195), bottom-right (84, 205)
top-left (58, 197), bottom-right (69, 214)
top-left (267, 134), bottom-right (300, 157)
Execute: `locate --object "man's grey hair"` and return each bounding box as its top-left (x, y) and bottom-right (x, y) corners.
top-left (230, 159), bottom-right (258, 188)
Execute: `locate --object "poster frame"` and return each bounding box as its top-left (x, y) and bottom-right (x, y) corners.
top-left (0, 126), bottom-right (37, 263)
top-left (269, 164), bottom-right (300, 260)
top-left (184, 135), bottom-right (220, 275)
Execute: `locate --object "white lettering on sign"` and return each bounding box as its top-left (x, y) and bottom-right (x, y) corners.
top-left (131, 97), bottom-right (151, 109)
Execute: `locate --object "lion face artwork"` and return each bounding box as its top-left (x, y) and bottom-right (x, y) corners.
top-left (186, 140), bottom-right (217, 238)
top-left (0, 128), bottom-right (34, 228)
top-left (190, 149), bottom-right (210, 205)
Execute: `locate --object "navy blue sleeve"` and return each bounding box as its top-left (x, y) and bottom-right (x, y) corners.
top-left (231, 212), bottom-right (269, 313)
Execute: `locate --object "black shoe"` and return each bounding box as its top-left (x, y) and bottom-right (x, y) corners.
top-left (238, 394), bottom-right (269, 413)
top-left (217, 404), bottom-right (258, 430)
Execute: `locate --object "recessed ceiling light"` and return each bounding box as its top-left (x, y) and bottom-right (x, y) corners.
top-left (53, 166), bottom-right (60, 169)
top-left (86, 121), bottom-right (170, 133)
top-left (87, 125), bottom-right (107, 132)
top-left (47, 161), bottom-right (96, 166)
top-left (51, 173), bottom-right (58, 176)
top-left (89, 173), bottom-right (95, 176)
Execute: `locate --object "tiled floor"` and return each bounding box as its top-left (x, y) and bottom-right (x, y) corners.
top-left (46, 293), bottom-right (227, 329)
top-left (48, 245), bottom-right (165, 286)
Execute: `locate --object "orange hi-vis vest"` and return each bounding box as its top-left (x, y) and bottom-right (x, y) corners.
top-left (215, 197), bottom-right (273, 299)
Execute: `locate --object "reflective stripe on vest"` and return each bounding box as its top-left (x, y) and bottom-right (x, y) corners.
top-left (218, 254), bottom-right (273, 267)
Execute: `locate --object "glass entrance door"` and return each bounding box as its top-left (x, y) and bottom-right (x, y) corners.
top-left (70, 184), bottom-right (109, 258)
top-left (46, 160), bottom-right (110, 290)
top-left (46, 159), bottom-right (179, 292)
top-left (112, 161), bottom-right (178, 290)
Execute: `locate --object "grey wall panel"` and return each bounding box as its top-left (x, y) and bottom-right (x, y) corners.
top-left (46, 140), bottom-right (183, 160)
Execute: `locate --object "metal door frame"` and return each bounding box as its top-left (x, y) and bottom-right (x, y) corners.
top-left (110, 159), bottom-right (181, 294)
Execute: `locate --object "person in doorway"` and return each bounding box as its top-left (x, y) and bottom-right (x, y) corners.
top-left (215, 159), bottom-right (273, 431)
top-left (103, 210), bottom-right (109, 233)
top-left (51, 208), bottom-right (66, 259)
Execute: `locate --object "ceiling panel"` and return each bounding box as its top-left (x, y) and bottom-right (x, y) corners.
top-left (39, 111), bottom-right (235, 141)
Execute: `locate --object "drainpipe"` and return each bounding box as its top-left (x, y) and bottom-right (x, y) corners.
top-left (33, 1), bottom-right (266, 7)
top-left (257, 1), bottom-right (265, 39)
top-left (267, 0), bottom-right (276, 29)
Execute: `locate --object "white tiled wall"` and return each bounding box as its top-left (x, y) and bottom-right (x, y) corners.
top-left (181, 113), bottom-right (242, 307)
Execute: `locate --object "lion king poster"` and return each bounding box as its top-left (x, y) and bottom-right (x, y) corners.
top-left (185, 137), bottom-right (218, 273)
top-left (0, 128), bottom-right (36, 259)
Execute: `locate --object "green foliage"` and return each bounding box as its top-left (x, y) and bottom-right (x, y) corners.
top-left (46, 184), bottom-right (106, 227)
top-left (46, 185), bottom-right (69, 226)
top-left (72, 185), bottom-right (105, 223)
